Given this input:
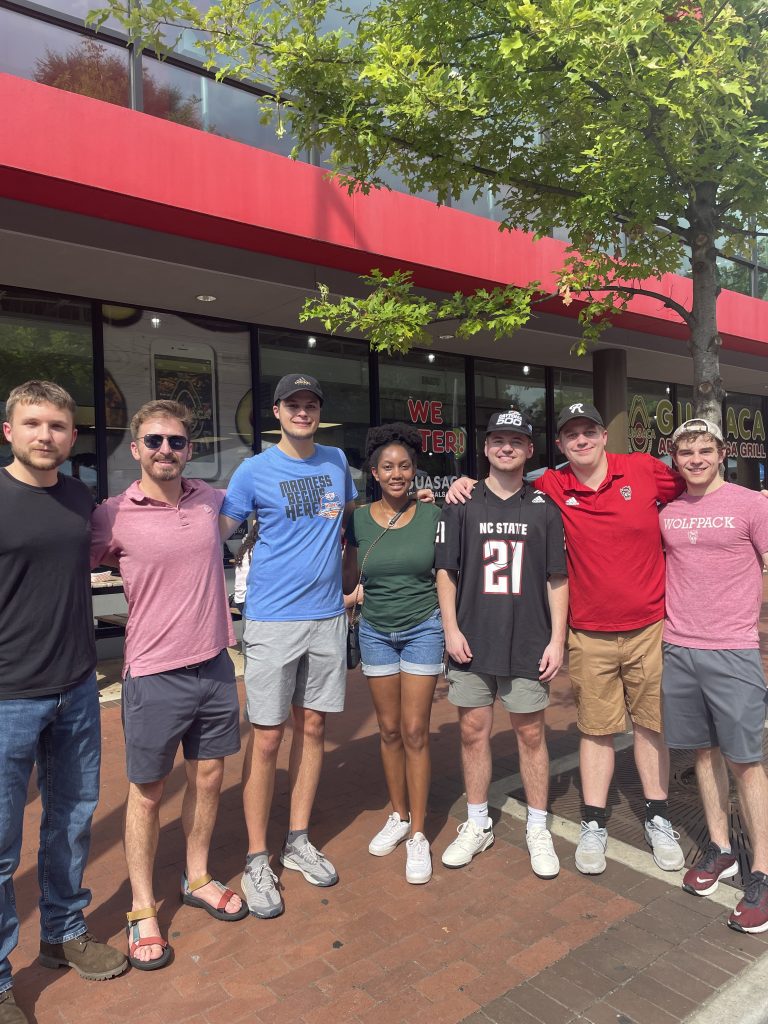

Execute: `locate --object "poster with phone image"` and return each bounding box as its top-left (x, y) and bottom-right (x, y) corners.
top-left (151, 341), bottom-right (220, 480)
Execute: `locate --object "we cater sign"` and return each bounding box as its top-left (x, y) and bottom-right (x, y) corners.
top-left (406, 398), bottom-right (467, 501)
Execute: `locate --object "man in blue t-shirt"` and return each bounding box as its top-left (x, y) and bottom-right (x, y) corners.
top-left (220, 373), bottom-right (357, 919)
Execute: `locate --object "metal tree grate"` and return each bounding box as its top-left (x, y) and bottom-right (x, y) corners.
top-left (507, 738), bottom-right (768, 888)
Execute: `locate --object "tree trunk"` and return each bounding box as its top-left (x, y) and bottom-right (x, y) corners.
top-left (688, 182), bottom-right (724, 426)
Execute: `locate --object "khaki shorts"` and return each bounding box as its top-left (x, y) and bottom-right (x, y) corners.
top-left (446, 668), bottom-right (550, 714)
top-left (568, 621), bottom-right (663, 735)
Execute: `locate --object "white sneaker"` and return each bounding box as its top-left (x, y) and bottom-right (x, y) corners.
top-left (526, 826), bottom-right (560, 879)
top-left (441, 817), bottom-right (494, 868)
top-left (644, 816), bottom-right (685, 871)
top-left (368, 812), bottom-right (411, 856)
top-left (405, 833), bottom-right (432, 884)
top-left (575, 820), bottom-right (608, 874)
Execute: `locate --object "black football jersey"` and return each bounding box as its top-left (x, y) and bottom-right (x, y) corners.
top-left (435, 482), bottom-right (567, 678)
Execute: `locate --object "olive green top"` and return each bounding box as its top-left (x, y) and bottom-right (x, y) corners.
top-left (346, 502), bottom-right (442, 632)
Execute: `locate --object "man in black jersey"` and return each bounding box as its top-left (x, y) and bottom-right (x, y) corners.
top-left (436, 410), bottom-right (568, 879)
top-left (0, 382), bottom-right (127, 1024)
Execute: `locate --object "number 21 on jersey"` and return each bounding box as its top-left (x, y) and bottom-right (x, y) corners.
top-left (483, 540), bottom-right (524, 595)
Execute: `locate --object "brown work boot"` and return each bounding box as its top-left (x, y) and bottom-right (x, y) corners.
top-left (39, 931), bottom-right (128, 980)
top-left (0, 990), bottom-right (28, 1024)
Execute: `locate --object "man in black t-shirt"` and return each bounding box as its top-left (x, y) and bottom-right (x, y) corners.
top-left (436, 410), bottom-right (568, 880)
top-left (0, 381), bottom-right (126, 1024)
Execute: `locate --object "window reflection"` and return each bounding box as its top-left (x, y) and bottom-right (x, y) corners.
top-left (475, 359), bottom-right (547, 474)
top-left (379, 350), bottom-right (467, 502)
top-left (141, 55), bottom-right (302, 156)
top-left (0, 8), bottom-right (129, 106)
top-left (103, 308), bottom-right (252, 495)
top-left (258, 330), bottom-right (370, 498)
top-left (0, 288), bottom-right (97, 494)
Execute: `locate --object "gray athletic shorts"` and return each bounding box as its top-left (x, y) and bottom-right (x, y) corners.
top-left (446, 667), bottom-right (550, 714)
top-left (122, 648), bottom-right (241, 784)
top-left (662, 643), bottom-right (768, 763)
top-left (243, 614), bottom-right (347, 726)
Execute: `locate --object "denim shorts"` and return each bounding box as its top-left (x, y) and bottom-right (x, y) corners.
top-left (359, 609), bottom-right (444, 677)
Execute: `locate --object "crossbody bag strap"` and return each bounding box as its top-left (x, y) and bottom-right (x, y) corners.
top-left (351, 500), bottom-right (414, 625)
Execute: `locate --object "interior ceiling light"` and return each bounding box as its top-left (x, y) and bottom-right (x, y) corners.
top-left (196, 294), bottom-right (217, 302)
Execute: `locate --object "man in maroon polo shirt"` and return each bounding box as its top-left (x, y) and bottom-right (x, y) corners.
top-left (447, 403), bottom-right (686, 876)
top-left (91, 400), bottom-right (246, 973)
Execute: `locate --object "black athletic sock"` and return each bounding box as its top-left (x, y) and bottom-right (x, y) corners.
top-left (645, 798), bottom-right (669, 824)
top-left (246, 850), bottom-right (268, 864)
top-left (287, 828), bottom-right (309, 845)
top-left (582, 805), bottom-right (607, 829)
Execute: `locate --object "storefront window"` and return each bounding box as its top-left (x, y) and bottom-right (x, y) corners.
top-left (0, 9), bottom-right (130, 108)
top-left (723, 392), bottom-right (766, 490)
top-left (103, 308), bottom-right (251, 495)
top-left (552, 368), bottom-right (593, 421)
top-left (141, 55), bottom-right (301, 157)
top-left (627, 378), bottom-right (674, 463)
top-left (0, 288), bottom-right (97, 493)
top-left (474, 359), bottom-right (546, 474)
top-left (17, 0), bottom-right (125, 30)
top-left (258, 329), bottom-right (370, 499)
top-left (378, 349), bottom-right (467, 501)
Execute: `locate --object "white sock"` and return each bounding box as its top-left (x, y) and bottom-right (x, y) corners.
top-left (467, 802), bottom-right (488, 828)
top-left (527, 806), bottom-right (548, 832)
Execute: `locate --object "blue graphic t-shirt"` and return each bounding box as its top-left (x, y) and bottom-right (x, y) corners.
top-left (221, 444), bottom-right (357, 621)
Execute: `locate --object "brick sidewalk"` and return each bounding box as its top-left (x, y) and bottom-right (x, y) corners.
top-left (9, 658), bottom-right (768, 1024)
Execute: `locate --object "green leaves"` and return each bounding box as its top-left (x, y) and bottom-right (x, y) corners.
top-left (90, 0), bottom-right (768, 391)
top-left (299, 270), bottom-right (537, 353)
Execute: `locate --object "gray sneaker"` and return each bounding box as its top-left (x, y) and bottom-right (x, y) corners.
top-left (575, 820), bottom-right (608, 874)
top-left (241, 857), bottom-right (284, 918)
top-left (280, 836), bottom-right (339, 887)
top-left (645, 816), bottom-right (685, 871)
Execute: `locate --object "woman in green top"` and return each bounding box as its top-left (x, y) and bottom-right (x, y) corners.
top-left (343, 423), bottom-right (442, 885)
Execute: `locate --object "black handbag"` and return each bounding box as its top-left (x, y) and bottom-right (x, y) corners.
top-left (346, 616), bottom-right (361, 670)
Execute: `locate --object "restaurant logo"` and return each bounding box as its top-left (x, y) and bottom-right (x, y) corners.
top-left (628, 394), bottom-right (653, 454)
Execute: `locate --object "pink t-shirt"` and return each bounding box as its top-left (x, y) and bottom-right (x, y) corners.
top-left (660, 482), bottom-right (768, 649)
top-left (91, 479), bottom-right (235, 677)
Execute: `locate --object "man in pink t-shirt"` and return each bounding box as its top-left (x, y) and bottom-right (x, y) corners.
top-left (661, 418), bottom-right (768, 936)
top-left (91, 401), bottom-right (246, 973)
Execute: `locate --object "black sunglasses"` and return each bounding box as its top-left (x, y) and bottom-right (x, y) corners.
top-left (138, 434), bottom-right (189, 451)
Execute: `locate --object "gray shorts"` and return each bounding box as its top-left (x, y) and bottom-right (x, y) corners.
top-left (662, 643), bottom-right (768, 763)
top-left (122, 649), bottom-right (241, 784)
top-left (446, 667), bottom-right (550, 714)
top-left (243, 614), bottom-right (347, 726)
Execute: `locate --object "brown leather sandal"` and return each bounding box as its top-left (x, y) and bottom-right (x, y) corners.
top-left (126, 908), bottom-right (173, 971)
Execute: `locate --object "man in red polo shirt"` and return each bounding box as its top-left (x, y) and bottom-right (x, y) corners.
top-left (447, 402), bottom-right (686, 875)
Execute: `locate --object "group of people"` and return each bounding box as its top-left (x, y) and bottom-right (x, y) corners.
top-left (1, 375), bottom-right (767, 1022)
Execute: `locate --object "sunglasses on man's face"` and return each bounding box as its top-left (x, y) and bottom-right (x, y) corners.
top-left (137, 434), bottom-right (189, 451)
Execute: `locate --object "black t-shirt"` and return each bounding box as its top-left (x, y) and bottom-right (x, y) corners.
top-left (0, 469), bottom-right (96, 698)
top-left (435, 482), bottom-right (567, 679)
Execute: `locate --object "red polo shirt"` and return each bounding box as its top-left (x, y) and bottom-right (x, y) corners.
top-left (538, 453), bottom-right (684, 631)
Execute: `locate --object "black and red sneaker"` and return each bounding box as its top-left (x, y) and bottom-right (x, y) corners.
top-left (682, 841), bottom-right (738, 897)
top-left (728, 871), bottom-right (768, 934)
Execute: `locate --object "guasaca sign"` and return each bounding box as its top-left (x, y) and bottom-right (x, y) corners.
top-left (629, 395), bottom-right (766, 459)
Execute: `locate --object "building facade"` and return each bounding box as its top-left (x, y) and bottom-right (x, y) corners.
top-left (2, 0), bottom-right (768, 498)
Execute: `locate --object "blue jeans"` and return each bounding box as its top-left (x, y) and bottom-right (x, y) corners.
top-left (0, 672), bottom-right (100, 993)
top-left (359, 609), bottom-right (444, 677)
